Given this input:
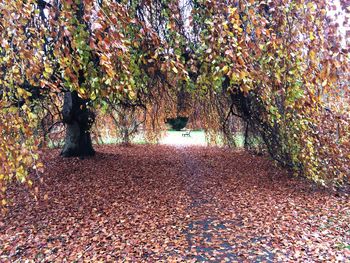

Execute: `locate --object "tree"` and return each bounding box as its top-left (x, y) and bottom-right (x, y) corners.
top-left (0, 0), bottom-right (187, 197)
top-left (0, 0), bottom-right (349, 204)
top-left (191, 0), bottom-right (350, 183)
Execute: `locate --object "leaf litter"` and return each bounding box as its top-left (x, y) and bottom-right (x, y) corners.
top-left (0, 145), bottom-right (349, 262)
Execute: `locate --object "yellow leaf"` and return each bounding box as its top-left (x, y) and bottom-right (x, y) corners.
top-left (106, 68), bottom-right (115, 78)
top-left (90, 91), bottom-right (96, 100)
top-left (17, 88), bottom-right (26, 96)
top-left (309, 32), bottom-right (315, 41)
top-left (79, 88), bottom-right (86, 95)
top-left (28, 112), bottom-right (37, 120)
top-left (44, 63), bottom-right (53, 74)
top-left (239, 70), bottom-right (248, 79)
top-left (28, 180), bottom-right (33, 187)
top-left (222, 65), bottom-right (229, 74)
top-left (309, 50), bottom-right (316, 61)
top-left (241, 84), bottom-right (250, 95)
top-left (13, 67), bottom-right (20, 74)
top-left (100, 54), bottom-right (109, 63)
top-left (229, 7), bottom-right (237, 14)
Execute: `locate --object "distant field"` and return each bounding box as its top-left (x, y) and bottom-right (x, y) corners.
top-left (97, 130), bottom-right (246, 147)
top-left (160, 130), bottom-right (246, 147)
top-left (159, 130), bottom-right (208, 146)
top-left (49, 130), bottom-right (246, 148)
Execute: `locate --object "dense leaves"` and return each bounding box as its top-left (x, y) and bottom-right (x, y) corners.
top-left (0, 0), bottom-right (186, 191)
top-left (0, 0), bottom-right (349, 199)
top-left (191, 0), bottom-right (350, 184)
top-left (1, 145), bottom-right (349, 261)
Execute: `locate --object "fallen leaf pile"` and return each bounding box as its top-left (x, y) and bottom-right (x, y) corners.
top-left (0, 145), bottom-right (349, 262)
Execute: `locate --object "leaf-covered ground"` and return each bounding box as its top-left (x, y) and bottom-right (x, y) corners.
top-left (1, 145), bottom-right (349, 262)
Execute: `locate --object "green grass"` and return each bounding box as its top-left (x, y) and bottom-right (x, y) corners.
top-left (47, 130), bottom-right (255, 148)
top-left (100, 130), bottom-right (247, 147)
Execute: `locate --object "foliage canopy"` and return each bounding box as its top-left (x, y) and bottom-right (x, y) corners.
top-left (0, 0), bottom-right (349, 202)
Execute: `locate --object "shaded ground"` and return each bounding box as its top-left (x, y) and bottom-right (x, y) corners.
top-left (1, 145), bottom-right (349, 262)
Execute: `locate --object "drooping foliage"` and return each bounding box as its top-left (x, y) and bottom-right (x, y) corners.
top-left (0, 0), bottom-right (185, 197)
top-left (190, 0), bottom-right (349, 184)
top-left (0, 0), bottom-right (349, 203)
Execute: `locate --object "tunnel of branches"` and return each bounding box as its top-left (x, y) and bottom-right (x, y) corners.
top-left (1, 0), bottom-right (349, 186)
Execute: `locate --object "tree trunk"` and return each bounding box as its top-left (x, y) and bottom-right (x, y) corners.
top-left (60, 91), bottom-right (95, 157)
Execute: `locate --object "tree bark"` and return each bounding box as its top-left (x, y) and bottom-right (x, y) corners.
top-left (60, 91), bottom-right (95, 157)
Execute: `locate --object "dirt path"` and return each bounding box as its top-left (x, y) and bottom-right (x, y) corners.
top-left (0, 145), bottom-right (349, 262)
top-left (176, 148), bottom-right (275, 262)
